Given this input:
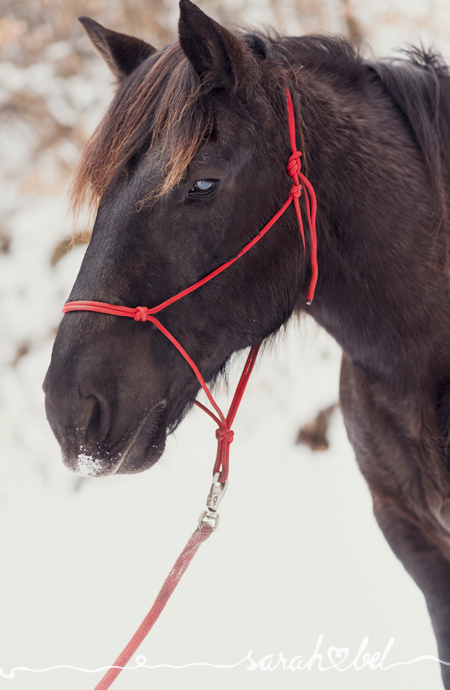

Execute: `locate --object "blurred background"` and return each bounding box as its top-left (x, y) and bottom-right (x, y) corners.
top-left (1, 1), bottom-right (450, 689)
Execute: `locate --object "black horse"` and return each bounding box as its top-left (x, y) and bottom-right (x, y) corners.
top-left (44, 1), bottom-right (450, 684)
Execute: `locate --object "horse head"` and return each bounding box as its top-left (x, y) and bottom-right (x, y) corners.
top-left (44, 0), bottom-right (309, 476)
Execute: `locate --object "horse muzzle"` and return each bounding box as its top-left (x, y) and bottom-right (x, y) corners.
top-left (43, 357), bottom-right (168, 476)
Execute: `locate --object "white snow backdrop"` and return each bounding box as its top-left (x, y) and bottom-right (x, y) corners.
top-left (1, 1), bottom-right (450, 688)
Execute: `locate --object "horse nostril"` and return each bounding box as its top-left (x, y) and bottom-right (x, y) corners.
top-left (88, 396), bottom-right (101, 429)
top-left (84, 393), bottom-right (111, 443)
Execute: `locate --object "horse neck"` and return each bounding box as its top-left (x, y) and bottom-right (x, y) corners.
top-left (290, 56), bottom-right (450, 387)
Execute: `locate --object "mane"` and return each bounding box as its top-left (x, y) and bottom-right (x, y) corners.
top-left (70, 42), bottom-right (213, 213)
top-left (283, 33), bottom-right (364, 81)
top-left (369, 47), bottom-right (450, 239)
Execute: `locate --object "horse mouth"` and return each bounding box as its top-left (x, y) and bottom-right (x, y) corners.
top-left (68, 401), bottom-right (168, 477)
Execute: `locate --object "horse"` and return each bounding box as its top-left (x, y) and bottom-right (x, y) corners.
top-left (43, 0), bottom-right (450, 685)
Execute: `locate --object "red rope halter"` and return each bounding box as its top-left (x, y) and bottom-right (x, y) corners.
top-left (61, 86), bottom-right (318, 690)
top-left (63, 87), bottom-right (318, 482)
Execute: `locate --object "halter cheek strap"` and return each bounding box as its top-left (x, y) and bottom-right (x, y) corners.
top-left (62, 87), bottom-right (318, 482)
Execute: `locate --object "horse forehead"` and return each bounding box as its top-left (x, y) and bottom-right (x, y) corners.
top-left (194, 136), bottom-right (255, 169)
top-left (191, 145), bottom-right (233, 168)
top-left (143, 138), bottom-right (245, 175)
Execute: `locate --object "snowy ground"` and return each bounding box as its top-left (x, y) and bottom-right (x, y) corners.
top-left (2, 1), bottom-right (450, 688)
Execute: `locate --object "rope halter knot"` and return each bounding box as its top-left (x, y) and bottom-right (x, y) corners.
top-left (289, 183), bottom-right (303, 199)
top-left (286, 150), bottom-right (302, 177)
top-left (213, 426), bottom-right (235, 484)
top-left (287, 151), bottom-right (303, 199)
top-left (134, 306), bottom-right (149, 322)
top-left (215, 428), bottom-right (234, 444)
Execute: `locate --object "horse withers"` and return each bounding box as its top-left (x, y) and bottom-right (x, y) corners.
top-left (43, 1), bottom-right (450, 685)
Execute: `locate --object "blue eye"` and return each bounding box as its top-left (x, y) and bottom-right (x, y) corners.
top-left (188, 180), bottom-right (216, 195)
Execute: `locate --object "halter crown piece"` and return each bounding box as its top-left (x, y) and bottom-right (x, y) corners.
top-left (63, 87), bottom-right (318, 484)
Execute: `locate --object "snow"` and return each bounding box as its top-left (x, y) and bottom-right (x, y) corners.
top-left (76, 453), bottom-right (103, 477)
top-left (1, 2), bottom-right (450, 689)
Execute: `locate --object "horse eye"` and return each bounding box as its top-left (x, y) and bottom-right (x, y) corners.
top-left (188, 180), bottom-right (216, 196)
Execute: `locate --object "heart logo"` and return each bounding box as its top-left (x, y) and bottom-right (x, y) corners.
top-left (327, 647), bottom-right (350, 668)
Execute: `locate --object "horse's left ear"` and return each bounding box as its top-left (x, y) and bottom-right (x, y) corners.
top-left (178, 0), bottom-right (248, 91)
top-left (78, 16), bottom-right (157, 81)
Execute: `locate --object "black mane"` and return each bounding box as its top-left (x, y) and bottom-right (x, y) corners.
top-left (370, 47), bottom-right (450, 236)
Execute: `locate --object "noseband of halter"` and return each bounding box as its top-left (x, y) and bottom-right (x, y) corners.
top-left (62, 87), bottom-right (318, 482)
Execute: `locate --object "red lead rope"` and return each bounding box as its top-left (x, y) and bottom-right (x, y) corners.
top-left (62, 87), bottom-right (318, 689)
top-left (92, 522), bottom-right (213, 690)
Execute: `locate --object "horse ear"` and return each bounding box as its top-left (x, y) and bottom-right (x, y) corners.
top-left (178, 0), bottom-right (247, 91)
top-left (78, 16), bottom-right (157, 81)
